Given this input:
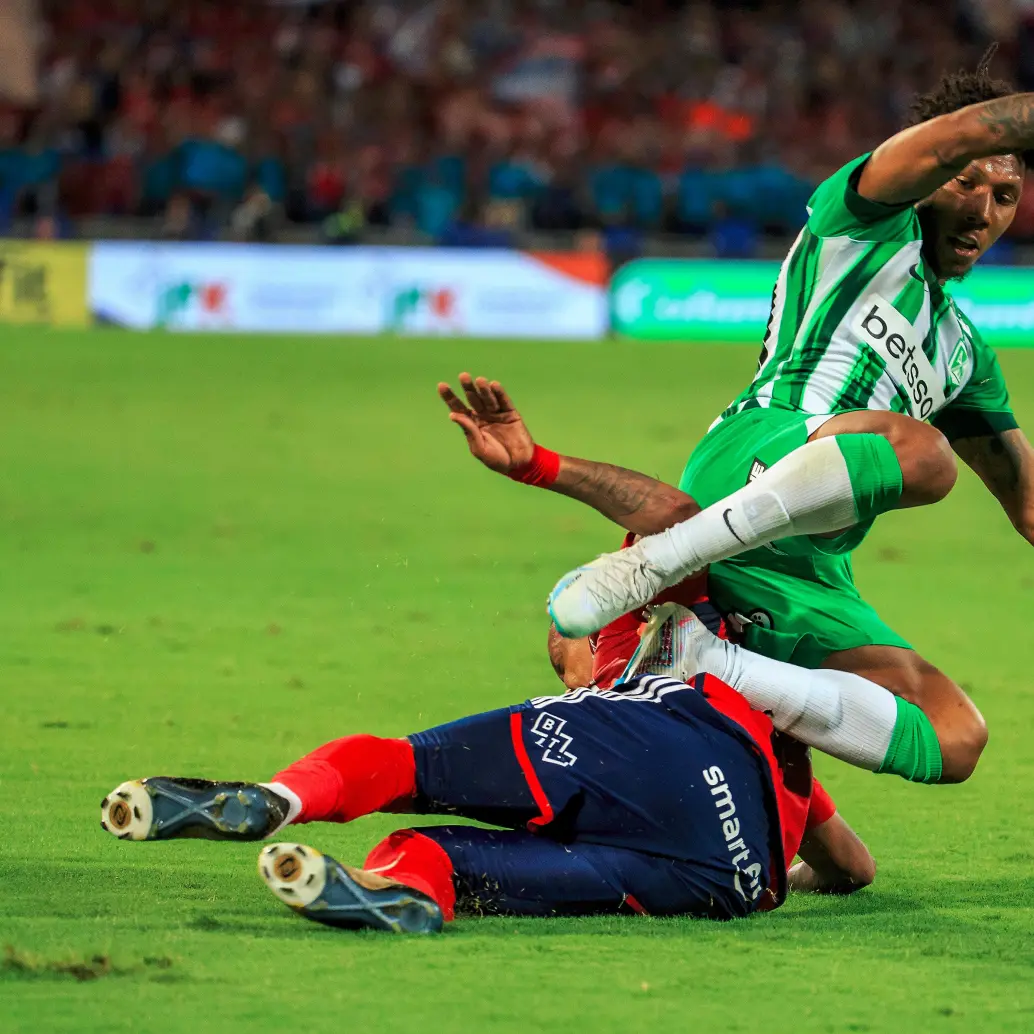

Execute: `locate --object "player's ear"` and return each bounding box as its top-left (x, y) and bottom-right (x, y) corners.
top-left (548, 624), bottom-right (593, 689)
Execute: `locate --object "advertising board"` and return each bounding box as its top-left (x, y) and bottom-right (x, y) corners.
top-left (89, 243), bottom-right (608, 338)
top-left (0, 240), bottom-right (88, 327)
top-left (611, 258), bottom-right (1034, 348)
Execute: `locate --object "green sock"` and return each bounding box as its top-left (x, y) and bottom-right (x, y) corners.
top-left (836, 433), bottom-right (904, 523)
top-left (877, 696), bottom-right (943, 783)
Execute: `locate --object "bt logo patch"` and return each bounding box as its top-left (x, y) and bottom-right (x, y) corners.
top-left (530, 712), bottom-right (578, 767)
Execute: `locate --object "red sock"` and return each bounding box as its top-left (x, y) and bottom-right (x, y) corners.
top-left (273, 735), bottom-right (417, 824)
top-left (364, 830), bottom-right (457, 922)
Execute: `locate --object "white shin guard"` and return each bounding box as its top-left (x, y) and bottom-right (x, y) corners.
top-left (642, 436), bottom-right (859, 577)
top-left (699, 637), bottom-right (897, 772)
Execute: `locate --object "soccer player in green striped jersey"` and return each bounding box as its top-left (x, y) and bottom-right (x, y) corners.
top-left (549, 52), bottom-right (1034, 786)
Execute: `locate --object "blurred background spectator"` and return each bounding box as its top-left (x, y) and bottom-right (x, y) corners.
top-left (0, 0), bottom-right (1028, 256)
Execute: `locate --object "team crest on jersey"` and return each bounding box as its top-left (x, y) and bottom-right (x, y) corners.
top-left (746, 609), bottom-right (774, 630)
top-left (530, 712), bottom-right (578, 767)
top-left (948, 338), bottom-right (969, 388)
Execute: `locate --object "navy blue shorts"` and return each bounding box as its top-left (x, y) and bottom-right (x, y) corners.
top-left (408, 674), bottom-right (783, 920)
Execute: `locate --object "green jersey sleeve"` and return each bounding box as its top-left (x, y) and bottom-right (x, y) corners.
top-left (933, 318), bottom-right (1018, 440)
top-left (807, 153), bottom-right (921, 242)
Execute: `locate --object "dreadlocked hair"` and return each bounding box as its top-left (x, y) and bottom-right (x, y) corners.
top-left (907, 44), bottom-right (1034, 164)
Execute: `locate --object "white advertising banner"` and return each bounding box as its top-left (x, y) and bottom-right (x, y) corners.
top-left (89, 242), bottom-right (384, 333)
top-left (89, 242), bottom-right (608, 338)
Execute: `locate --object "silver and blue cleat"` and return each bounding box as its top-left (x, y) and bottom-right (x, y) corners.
top-left (547, 544), bottom-right (671, 640)
top-left (259, 842), bottom-right (443, 934)
top-left (615, 602), bottom-right (708, 685)
top-left (100, 778), bottom-right (290, 842)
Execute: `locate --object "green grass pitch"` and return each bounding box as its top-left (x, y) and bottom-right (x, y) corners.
top-left (2, 328), bottom-right (1034, 1033)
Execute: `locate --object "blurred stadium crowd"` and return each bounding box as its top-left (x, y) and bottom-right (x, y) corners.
top-left (6, 0), bottom-right (1034, 252)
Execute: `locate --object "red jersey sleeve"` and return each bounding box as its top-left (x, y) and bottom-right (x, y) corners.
top-left (805, 779), bottom-right (837, 830)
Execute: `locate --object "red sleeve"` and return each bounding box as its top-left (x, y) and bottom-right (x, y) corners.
top-left (805, 779), bottom-right (837, 830)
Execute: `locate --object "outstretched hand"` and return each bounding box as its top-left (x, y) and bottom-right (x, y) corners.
top-left (437, 373), bottom-right (535, 474)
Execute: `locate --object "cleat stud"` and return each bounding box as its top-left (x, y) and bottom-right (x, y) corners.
top-left (116, 790), bottom-right (132, 802)
top-left (108, 800), bottom-right (132, 830)
top-left (101, 797), bottom-right (109, 808)
top-left (215, 793), bottom-right (227, 804)
top-left (262, 867), bottom-right (271, 880)
top-left (295, 846), bottom-right (307, 857)
top-left (274, 853), bottom-right (302, 882)
top-left (133, 807), bottom-right (142, 820)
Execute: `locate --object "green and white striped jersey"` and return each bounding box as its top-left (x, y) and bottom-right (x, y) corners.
top-left (715, 153), bottom-right (1018, 441)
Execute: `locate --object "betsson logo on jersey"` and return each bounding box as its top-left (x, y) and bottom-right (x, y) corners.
top-left (852, 295), bottom-right (946, 419)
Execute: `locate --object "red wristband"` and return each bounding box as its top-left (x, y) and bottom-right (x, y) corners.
top-left (508, 445), bottom-right (560, 487)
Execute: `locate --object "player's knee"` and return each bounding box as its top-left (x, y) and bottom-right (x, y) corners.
top-left (888, 419), bottom-right (957, 506)
top-left (869, 656), bottom-right (986, 783)
top-left (937, 709), bottom-right (988, 784)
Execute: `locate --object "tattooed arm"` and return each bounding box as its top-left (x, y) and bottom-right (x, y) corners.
top-left (953, 428), bottom-right (1034, 545)
top-left (438, 374), bottom-right (700, 536)
top-left (546, 455), bottom-right (700, 535)
top-left (856, 92), bottom-right (1034, 205)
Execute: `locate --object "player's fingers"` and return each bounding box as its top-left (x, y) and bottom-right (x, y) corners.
top-left (449, 411), bottom-right (482, 447)
top-left (474, 375), bottom-right (500, 413)
top-left (438, 382), bottom-right (473, 417)
top-left (459, 371), bottom-right (487, 414)
top-left (489, 381), bottom-right (517, 412)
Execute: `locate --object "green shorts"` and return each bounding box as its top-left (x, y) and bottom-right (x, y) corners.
top-left (679, 407), bottom-right (912, 669)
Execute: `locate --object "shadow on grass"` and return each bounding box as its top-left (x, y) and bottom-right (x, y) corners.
top-left (183, 913), bottom-right (327, 940)
top-left (12, 856), bottom-right (1034, 953)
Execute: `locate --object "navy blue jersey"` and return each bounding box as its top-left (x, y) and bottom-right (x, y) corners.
top-left (409, 675), bottom-right (785, 919)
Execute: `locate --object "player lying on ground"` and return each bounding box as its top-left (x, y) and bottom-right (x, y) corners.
top-left (439, 373), bottom-right (963, 785)
top-left (100, 601), bottom-right (874, 933)
top-left (544, 51), bottom-right (1034, 785)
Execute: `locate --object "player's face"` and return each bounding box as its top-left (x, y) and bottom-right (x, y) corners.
top-left (917, 155), bottom-right (1024, 281)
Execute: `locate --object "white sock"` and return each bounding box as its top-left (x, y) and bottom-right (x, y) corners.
top-left (641, 436), bottom-right (857, 577)
top-left (260, 781), bottom-right (303, 835)
top-left (697, 636), bottom-right (897, 771)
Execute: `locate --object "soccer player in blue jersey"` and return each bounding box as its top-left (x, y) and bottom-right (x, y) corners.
top-left (101, 600), bottom-right (874, 932)
top-left (101, 416), bottom-right (878, 932)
